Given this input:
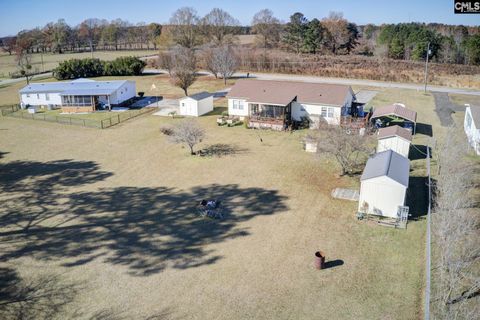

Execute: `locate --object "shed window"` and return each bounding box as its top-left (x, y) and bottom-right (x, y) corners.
top-left (45, 93), bottom-right (50, 101)
top-left (238, 100), bottom-right (244, 110)
top-left (36, 94), bottom-right (40, 99)
top-left (26, 94), bottom-right (30, 98)
top-left (233, 100), bottom-right (238, 110)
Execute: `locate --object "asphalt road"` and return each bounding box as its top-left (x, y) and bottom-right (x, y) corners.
top-left (4, 69), bottom-right (480, 97)
top-left (145, 69), bottom-right (480, 96)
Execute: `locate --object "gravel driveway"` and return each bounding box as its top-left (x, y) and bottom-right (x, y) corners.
top-left (432, 92), bottom-right (465, 126)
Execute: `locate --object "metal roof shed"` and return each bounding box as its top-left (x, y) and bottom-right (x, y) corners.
top-left (377, 125), bottom-right (412, 158)
top-left (179, 91), bottom-right (214, 117)
top-left (371, 103), bottom-right (417, 133)
top-left (358, 150), bottom-right (410, 219)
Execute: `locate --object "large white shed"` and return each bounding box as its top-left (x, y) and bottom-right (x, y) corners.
top-left (179, 92), bottom-right (214, 117)
top-left (377, 125), bottom-right (412, 158)
top-left (358, 150), bottom-right (410, 219)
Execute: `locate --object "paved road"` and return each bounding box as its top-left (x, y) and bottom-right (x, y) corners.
top-left (4, 69), bottom-right (480, 97)
top-left (0, 72), bottom-right (53, 86)
top-left (233, 72), bottom-right (480, 96)
top-left (146, 69), bottom-right (480, 96)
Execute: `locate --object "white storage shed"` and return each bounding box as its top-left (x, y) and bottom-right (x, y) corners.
top-left (358, 150), bottom-right (410, 219)
top-left (377, 125), bottom-right (412, 158)
top-left (179, 92), bottom-right (214, 117)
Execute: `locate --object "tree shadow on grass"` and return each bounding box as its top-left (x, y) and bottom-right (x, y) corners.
top-left (198, 143), bottom-right (249, 157)
top-left (0, 159), bottom-right (288, 276)
top-left (415, 123), bottom-right (433, 137)
top-left (0, 266), bottom-right (79, 320)
top-left (406, 176), bottom-right (433, 220)
top-left (408, 144), bottom-right (432, 161)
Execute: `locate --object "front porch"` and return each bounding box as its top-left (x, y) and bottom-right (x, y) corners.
top-left (248, 103), bottom-right (290, 131)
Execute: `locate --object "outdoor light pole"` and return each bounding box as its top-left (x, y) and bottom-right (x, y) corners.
top-left (424, 42), bottom-right (431, 93)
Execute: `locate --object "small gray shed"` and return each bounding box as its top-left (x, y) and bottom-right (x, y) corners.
top-left (358, 150), bottom-right (410, 218)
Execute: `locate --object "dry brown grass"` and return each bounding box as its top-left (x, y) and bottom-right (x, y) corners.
top-left (236, 49), bottom-right (480, 89)
top-left (0, 79), bottom-right (438, 319)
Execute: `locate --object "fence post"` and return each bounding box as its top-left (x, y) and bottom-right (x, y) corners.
top-left (83, 119), bottom-right (86, 127)
top-left (101, 119), bottom-right (104, 129)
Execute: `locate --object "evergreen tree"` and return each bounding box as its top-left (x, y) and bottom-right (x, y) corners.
top-left (282, 12), bottom-right (308, 53)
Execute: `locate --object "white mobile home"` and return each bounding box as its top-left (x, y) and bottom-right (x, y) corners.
top-left (226, 79), bottom-right (355, 130)
top-left (358, 150), bottom-right (410, 219)
top-left (179, 92), bottom-right (214, 117)
top-left (377, 125), bottom-right (412, 158)
top-left (464, 105), bottom-right (480, 155)
top-left (19, 78), bottom-right (136, 113)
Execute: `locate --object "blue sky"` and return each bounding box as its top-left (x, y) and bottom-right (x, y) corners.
top-left (0, 0), bottom-right (478, 37)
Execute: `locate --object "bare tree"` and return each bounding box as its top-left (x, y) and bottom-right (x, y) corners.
top-left (169, 46), bottom-right (197, 96)
top-left (321, 12), bottom-right (352, 55)
top-left (213, 45), bottom-right (238, 85)
top-left (158, 51), bottom-right (173, 75)
top-left (169, 7), bottom-right (200, 48)
top-left (15, 51), bottom-right (34, 84)
top-left (251, 9), bottom-right (281, 50)
top-left (169, 119), bottom-right (205, 155)
top-left (432, 127), bottom-right (480, 319)
top-left (201, 8), bottom-right (239, 45)
top-left (2, 37), bottom-right (16, 55)
top-left (202, 46), bottom-right (219, 78)
top-left (313, 123), bottom-right (373, 176)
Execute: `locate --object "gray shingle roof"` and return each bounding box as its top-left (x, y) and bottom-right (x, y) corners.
top-left (184, 91), bottom-right (213, 101)
top-left (361, 150), bottom-right (410, 187)
top-left (19, 79), bottom-right (130, 95)
top-left (377, 125), bottom-right (413, 142)
top-left (371, 103), bottom-right (417, 123)
top-left (227, 79), bottom-right (352, 106)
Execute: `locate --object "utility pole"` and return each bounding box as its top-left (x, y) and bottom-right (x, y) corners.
top-left (424, 42), bottom-right (431, 93)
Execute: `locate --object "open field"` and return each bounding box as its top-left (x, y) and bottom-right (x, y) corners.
top-left (0, 75), bottom-right (437, 319)
top-left (0, 50), bottom-right (156, 78)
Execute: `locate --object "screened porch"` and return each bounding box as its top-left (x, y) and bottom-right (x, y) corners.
top-left (61, 95), bottom-right (95, 107)
top-left (249, 103), bottom-right (288, 122)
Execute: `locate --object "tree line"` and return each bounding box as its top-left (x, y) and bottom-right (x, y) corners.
top-left (1, 7), bottom-right (479, 66)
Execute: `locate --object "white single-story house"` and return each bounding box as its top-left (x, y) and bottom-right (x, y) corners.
top-left (358, 150), bottom-right (410, 219)
top-left (226, 79), bottom-right (355, 130)
top-left (376, 125), bottom-right (412, 158)
top-left (371, 103), bottom-right (417, 133)
top-left (19, 78), bottom-right (136, 113)
top-left (179, 92), bottom-right (214, 117)
top-left (464, 104), bottom-right (480, 155)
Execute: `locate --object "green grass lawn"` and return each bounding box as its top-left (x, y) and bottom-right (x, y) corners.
top-left (0, 50), bottom-right (156, 78)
